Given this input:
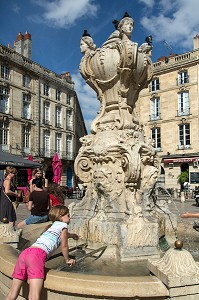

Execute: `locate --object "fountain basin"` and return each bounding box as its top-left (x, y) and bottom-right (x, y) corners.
top-left (0, 244), bottom-right (169, 299)
top-left (0, 223), bottom-right (169, 300)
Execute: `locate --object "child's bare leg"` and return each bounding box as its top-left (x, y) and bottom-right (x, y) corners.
top-left (5, 278), bottom-right (23, 300)
top-left (29, 278), bottom-right (44, 300)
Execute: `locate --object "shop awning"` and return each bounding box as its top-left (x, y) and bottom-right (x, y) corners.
top-left (0, 151), bottom-right (42, 169)
top-left (163, 157), bottom-right (199, 163)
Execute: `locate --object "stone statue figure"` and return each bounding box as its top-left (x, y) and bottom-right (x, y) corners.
top-left (79, 12), bottom-right (153, 134)
top-left (70, 13), bottom-right (170, 261)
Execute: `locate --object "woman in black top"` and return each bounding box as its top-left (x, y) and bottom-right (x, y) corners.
top-left (0, 166), bottom-right (20, 224)
top-left (16, 178), bottom-right (49, 229)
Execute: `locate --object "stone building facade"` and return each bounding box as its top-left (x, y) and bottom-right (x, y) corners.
top-left (0, 32), bottom-right (87, 187)
top-left (137, 35), bottom-right (199, 190)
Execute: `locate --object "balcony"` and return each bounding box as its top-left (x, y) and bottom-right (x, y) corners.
top-left (39, 149), bottom-right (75, 160)
top-left (55, 122), bottom-right (62, 128)
top-left (22, 147), bottom-right (31, 155)
top-left (22, 113), bottom-right (32, 120)
top-left (178, 144), bottom-right (191, 150)
top-left (61, 151), bottom-right (75, 160)
top-left (66, 125), bottom-right (73, 131)
top-left (177, 108), bottom-right (190, 116)
top-left (43, 119), bottom-right (50, 125)
top-left (39, 148), bottom-right (54, 158)
top-left (0, 106), bottom-right (10, 114)
top-left (0, 144), bottom-right (10, 151)
top-left (149, 114), bottom-right (161, 121)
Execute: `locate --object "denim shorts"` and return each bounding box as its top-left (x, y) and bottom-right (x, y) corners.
top-left (25, 214), bottom-right (48, 225)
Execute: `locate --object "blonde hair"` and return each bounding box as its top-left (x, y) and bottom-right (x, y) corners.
top-left (5, 166), bottom-right (17, 177)
top-left (32, 168), bottom-right (43, 176)
top-left (48, 205), bottom-right (69, 222)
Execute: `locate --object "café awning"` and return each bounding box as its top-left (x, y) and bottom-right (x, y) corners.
top-left (163, 157), bottom-right (199, 163)
top-left (0, 151), bottom-right (41, 169)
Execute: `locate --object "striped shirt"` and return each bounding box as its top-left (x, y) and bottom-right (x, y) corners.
top-left (31, 221), bottom-right (68, 257)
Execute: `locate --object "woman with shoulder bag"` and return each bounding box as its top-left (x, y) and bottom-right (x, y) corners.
top-left (0, 166), bottom-right (20, 225)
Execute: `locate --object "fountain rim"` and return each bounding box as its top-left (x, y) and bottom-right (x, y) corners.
top-left (0, 243), bottom-right (169, 298)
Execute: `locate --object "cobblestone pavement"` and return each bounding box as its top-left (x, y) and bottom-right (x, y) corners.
top-left (16, 196), bottom-right (199, 224)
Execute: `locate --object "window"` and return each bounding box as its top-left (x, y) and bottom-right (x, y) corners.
top-left (23, 74), bottom-right (31, 88)
top-left (43, 130), bottom-right (50, 157)
top-left (56, 106), bottom-right (61, 127)
top-left (23, 94), bottom-right (31, 119)
top-left (178, 123), bottom-right (190, 149)
top-left (56, 89), bottom-right (61, 101)
top-left (67, 94), bottom-right (71, 105)
top-left (151, 127), bottom-right (161, 150)
top-left (43, 83), bottom-right (49, 96)
top-left (178, 71), bottom-right (188, 85)
top-left (178, 92), bottom-right (190, 116)
top-left (150, 97), bottom-right (160, 120)
top-left (66, 109), bottom-right (73, 130)
top-left (0, 121), bottom-right (9, 149)
top-left (43, 102), bottom-right (50, 124)
top-left (1, 65), bottom-right (10, 80)
top-left (55, 132), bottom-right (62, 155)
top-left (0, 87), bottom-right (9, 113)
top-left (151, 78), bottom-right (160, 91)
top-left (66, 135), bottom-right (72, 160)
top-left (22, 126), bottom-right (30, 152)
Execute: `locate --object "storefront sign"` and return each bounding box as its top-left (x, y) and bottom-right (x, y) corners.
top-left (163, 157), bottom-right (199, 163)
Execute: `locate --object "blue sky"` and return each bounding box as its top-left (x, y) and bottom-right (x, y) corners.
top-left (1, 0), bottom-right (199, 132)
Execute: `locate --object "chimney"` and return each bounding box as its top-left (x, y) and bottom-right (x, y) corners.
top-left (14, 31), bottom-right (32, 59)
top-left (14, 32), bottom-right (24, 55)
top-left (23, 31), bottom-right (32, 59)
top-left (193, 34), bottom-right (199, 50)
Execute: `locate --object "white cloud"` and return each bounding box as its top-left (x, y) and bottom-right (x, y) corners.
top-left (140, 0), bottom-right (199, 51)
top-left (138, 0), bottom-right (155, 8)
top-left (72, 72), bottom-right (100, 133)
top-left (31, 0), bottom-right (99, 28)
top-left (12, 3), bottom-right (20, 14)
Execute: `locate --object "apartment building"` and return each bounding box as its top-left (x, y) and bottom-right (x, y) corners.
top-left (0, 32), bottom-right (87, 187)
top-left (137, 35), bottom-right (199, 190)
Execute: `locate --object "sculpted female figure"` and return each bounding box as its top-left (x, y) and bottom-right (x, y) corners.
top-left (79, 30), bottom-right (99, 98)
top-left (79, 13), bottom-right (153, 133)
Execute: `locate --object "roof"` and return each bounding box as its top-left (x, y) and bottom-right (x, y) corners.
top-left (0, 152), bottom-right (42, 169)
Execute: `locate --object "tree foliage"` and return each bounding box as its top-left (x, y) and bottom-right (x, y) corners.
top-left (177, 170), bottom-right (189, 184)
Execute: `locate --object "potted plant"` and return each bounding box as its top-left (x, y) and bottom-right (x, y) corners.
top-left (177, 170), bottom-right (189, 191)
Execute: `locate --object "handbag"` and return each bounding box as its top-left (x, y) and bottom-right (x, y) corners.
top-left (3, 190), bottom-right (18, 211)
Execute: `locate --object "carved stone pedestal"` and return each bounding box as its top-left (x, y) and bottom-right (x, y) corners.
top-left (70, 212), bottom-right (160, 261)
top-left (0, 223), bottom-right (21, 248)
top-left (148, 248), bottom-right (199, 299)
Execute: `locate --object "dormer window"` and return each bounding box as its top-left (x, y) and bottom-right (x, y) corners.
top-left (178, 71), bottom-right (188, 85)
top-left (151, 78), bottom-right (160, 91)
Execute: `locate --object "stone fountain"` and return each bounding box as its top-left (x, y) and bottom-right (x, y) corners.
top-left (69, 12), bottom-right (173, 261)
top-left (1, 12), bottom-right (199, 300)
